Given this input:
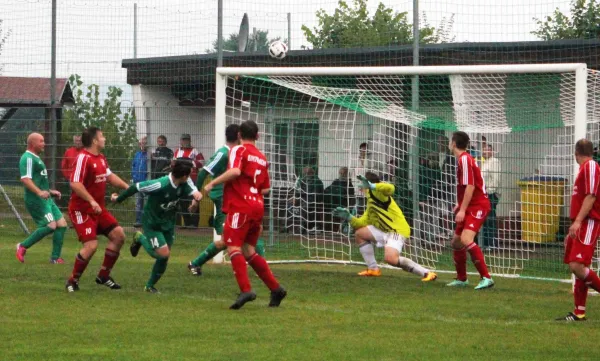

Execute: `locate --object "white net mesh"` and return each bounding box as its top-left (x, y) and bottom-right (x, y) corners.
top-left (221, 66), bottom-right (600, 280)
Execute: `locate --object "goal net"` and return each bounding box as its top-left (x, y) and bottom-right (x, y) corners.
top-left (216, 64), bottom-right (600, 281)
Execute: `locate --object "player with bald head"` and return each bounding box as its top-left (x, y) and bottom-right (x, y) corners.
top-left (16, 133), bottom-right (68, 264)
top-left (557, 138), bottom-right (600, 321)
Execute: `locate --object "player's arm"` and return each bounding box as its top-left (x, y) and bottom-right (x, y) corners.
top-left (19, 156), bottom-right (50, 199)
top-left (20, 178), bottom-right (49, 199)
top-left (206, 168), bottom-right (241, 190)
top-left (349, 211), bottom-right (369, 229)
top-left (569, 162), bottom-right (600, 237)
top-left (107, 171), bottom-right (129, 190)
top-left (458, 158), bottom-right (476, 213)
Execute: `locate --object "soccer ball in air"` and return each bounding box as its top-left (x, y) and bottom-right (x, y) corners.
top-left (269, 40), bottom-right (288, 60)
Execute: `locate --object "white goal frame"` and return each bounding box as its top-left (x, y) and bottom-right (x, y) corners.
top-left (214, 64), bottom-right (589, 280)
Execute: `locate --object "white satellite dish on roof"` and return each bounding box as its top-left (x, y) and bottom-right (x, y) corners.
top-left (238, 13), bottom-right (249, 52)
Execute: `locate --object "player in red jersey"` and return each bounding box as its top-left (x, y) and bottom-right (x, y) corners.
top-left (446, 131), bottom-right (495, 290)
top-left (205, 120), bottom-right (286, 310)
top-left (557, 139), bottom-right (600, 321)
top-left (65, 127), bottom-right (130, 292)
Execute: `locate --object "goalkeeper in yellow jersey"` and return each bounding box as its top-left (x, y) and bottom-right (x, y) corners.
top-left (333, 172), bottom-right (437, 281)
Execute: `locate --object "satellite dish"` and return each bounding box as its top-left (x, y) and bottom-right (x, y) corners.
top-left (238, 13), bottom-right (249, 52)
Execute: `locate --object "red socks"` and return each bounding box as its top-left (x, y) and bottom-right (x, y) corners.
top-left (247, 253), bottom-right (280, 291)
top-left (572, 269), bottom-right (600, 316)
top-left (230, 251), bottom-right (251, 293)
top-left (69, 253), bottom-right (89, 282)
top-left (453, 247), bottom-right (468, 281)
top-left (573, 278), bottom-right (588, 316)
top-left (467, 243), bottom-right (491, 279)
top-left (584, 269), bottom-right (600, 293)
top-left (97, 249), bottom-right (120, 279)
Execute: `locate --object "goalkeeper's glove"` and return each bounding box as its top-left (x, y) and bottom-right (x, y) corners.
top-left (333, 207), bottom-right (353, 221)
top-left (357, 175), bottom-right (375, 190)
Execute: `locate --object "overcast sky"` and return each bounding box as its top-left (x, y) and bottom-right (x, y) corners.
top-left (0, 0), bottom-right (572, 101)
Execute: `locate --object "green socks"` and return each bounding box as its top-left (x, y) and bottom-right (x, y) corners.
top-left (146, 258), bottom-right (168, 288)
top-left (191, 242), bottom-right (221, 267)
top-left (21, 226), bottom-right (54, 249)
top-left (51, 227), bottom-right (66, 260)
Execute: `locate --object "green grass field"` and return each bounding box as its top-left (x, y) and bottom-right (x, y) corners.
top-left (0, 221), bottom-right (599, 361)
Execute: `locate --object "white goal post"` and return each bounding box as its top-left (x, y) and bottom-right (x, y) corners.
top-left (214, 64), bottom-right (600, 282)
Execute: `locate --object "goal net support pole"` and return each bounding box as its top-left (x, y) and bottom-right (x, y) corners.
top-left (0, 184), bottom-right (30, 235)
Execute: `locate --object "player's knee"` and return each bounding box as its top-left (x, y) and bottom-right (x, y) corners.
top-left (109, 227), bottom-right (126, 245)
top-left (569, 262), bottom-right (586, 278)
top-left (57, 218), bottom-right (68, 228)
top-left (156, 247), bottom-right (170, 259)
top-left (82, 240), bottom-right (98, 256)
top-left (214, 239), bottom-right (226, 249)
top-left (47, 221), bottom-right (57, 230)
top-left (384, 253), bottom-right (396, 265)
top-left (242, 247), bottom-right (256, 259)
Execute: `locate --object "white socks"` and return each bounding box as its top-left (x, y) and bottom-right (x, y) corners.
top-left (397, 256), bottom-right (428, 277)
top-left (359, 242), bottom-right (378, 269)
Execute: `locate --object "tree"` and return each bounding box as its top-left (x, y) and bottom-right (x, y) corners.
top-left (208, 29), bottom-right (284, 53)
top-left (301, 0), bottom-right (454, 49)
top-left (532, 0), bottom-right (600, 40)
top-left (61, 74), bottom-right (137, 179)
top-left (0, 19), bottom-right (12, 74)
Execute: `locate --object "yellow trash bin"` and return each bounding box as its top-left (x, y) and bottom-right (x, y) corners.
top-left (198, 178), bottom-right (214, 227)
top-left (517, 176), bottom-right (567, 243)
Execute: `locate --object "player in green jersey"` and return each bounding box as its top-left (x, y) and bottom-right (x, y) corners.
top-left (111, 160), bottom-right (202, 293)
top-left (16, 133), bottom-right (67, 264)
top-left (187, 124), bottom-right (265, 275)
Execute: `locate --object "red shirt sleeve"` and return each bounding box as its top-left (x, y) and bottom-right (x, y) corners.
top-left (229, 146), bottom-right (246, 170)
top-left (71, 153), bottom-right (88, 183)
top-left (194, 151), bottom-right (204, 168)
top-left (263, 167), bottom-right (271, 190)
top-left (458, 155), bottom-right (474, 186)
top-left (584, 160), bottom-right (600, 195)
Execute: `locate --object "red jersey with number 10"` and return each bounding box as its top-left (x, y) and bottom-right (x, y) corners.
top-left (570, 159), bottom-right (600, 221)
top-left (69, 149), bottom-right (111, 213)
top-left (456, 152), bottom-right (490, 211)
top-left (223, 143), bottom-right (270, 218)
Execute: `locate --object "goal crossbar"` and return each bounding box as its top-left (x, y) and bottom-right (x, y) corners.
top-left (217, 63), bottom-right (587, 77)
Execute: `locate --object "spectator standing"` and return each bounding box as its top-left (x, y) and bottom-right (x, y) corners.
top-left (174, 134), bottom-right (204, 228)
top-left (324, 167), bottom-right (355, 212)
top-left (480, 144), bottom-right (501, 249)
top-left (351, 142), bottom-right (370, 214)
top-left (131, 136), bottom-right (148, 227)
top-left (151, 135), bottom-right (173, 179)
top-left (295, 167), bottom-right (324, 233)
top-left (61, 135), bottom-right (83, 181)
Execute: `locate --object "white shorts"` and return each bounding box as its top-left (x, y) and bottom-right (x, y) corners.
top-left (366, 225), bottom-right (405, 253)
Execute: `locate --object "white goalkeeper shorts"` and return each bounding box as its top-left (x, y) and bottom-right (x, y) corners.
top-left (366, 225), bottom-right (405, 253)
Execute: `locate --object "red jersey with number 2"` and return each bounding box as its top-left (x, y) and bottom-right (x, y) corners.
top-left (223, 143), bottom-right (270, 218)
top-left (456, 152), bottom-right (490, 211)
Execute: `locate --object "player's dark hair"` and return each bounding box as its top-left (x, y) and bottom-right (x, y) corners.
top-left (364, 172), bottom-right (380, 184)
top-left (226, 124), bottom-right (240, 143)
top-left (157, 135), bottom-right (167, 143)
top-left (575, 138), bottom-right (594, 157)
top-left (240, 120), bottom-right (259, 140)
top-left (82, 127), bottom-right (101, 147)
top-left (359, 142), bottom-right (367, 149)
top-left (451, 131), bottom-right (470, 150)
top-left (172, 159), bottom-right (193, 178)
